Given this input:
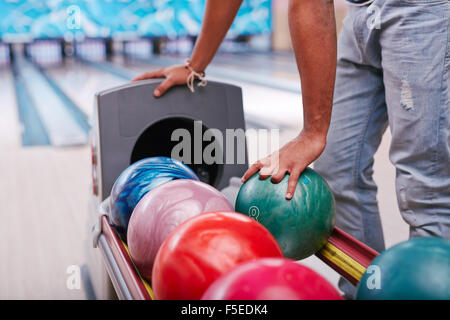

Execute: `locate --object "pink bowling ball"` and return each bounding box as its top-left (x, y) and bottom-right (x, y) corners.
top-left (127, 179), bottom-right (233, 281)
top-left (201, 258), bottom-right (343, 300)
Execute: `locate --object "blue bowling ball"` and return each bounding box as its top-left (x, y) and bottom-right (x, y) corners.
top-left (109, 157), bottom-right (199, 238)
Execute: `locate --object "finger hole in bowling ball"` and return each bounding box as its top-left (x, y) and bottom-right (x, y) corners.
top-left (130, 117), bottom-right (222, 187)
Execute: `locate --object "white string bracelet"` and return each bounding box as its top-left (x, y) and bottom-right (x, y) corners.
top-left (185, 59), bottom-right (207, 93)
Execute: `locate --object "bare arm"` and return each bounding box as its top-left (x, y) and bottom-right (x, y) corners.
top-left (132, 0), bottom-right (243, 96)
top-left (243, 0), bottom-right (337, 199)
top-left (290, 0), bottom-right (336, 139)
top-left (189, 0), bottom-right (243, 72)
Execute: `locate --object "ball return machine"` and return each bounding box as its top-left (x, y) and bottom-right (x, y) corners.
top-left (86, 80), bottom-right (378, 299)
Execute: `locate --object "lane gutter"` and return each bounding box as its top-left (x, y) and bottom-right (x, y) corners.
top-left (11, 61), bottom-right (51, 146)
top-left (37, 64), bottom-right (91, 134)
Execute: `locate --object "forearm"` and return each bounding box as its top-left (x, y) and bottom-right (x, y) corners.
top-left (289, 0), bottom-right (337, 138)
top-left (190, 0), bottom-right (243, 72)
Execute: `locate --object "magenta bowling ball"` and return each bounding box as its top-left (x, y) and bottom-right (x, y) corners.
top-left (127, 179), bottom-right (234, 281)
top-left (201, 258), bottom-right (343, 300)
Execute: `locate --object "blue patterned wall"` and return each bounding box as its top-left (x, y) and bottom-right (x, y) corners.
top-left (0, 0), bottom-right (272, 40)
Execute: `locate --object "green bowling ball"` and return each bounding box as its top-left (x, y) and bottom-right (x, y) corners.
top-left (356, 237), bottom-right (450, 300)
top-left (235, 168), bottom-right (335, 260)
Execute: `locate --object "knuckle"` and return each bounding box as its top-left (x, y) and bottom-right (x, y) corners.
top-left (271, 173), bottom-right (281, 181)
top-left (255, 160), bottom-right (262, 166)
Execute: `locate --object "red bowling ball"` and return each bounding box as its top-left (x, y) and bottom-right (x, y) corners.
top-left (127, 179), bottom-right (233, 281)
top-left (202, 258), bottom-right (343, 300)
top-left (152, 212), bottom-right (283, 300)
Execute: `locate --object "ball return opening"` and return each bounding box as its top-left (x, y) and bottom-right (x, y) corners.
top-left (130, 117), bottom-right (221, 186)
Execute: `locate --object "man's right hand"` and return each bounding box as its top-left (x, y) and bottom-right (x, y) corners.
top-left (132, 64), bottom-right (189, 97)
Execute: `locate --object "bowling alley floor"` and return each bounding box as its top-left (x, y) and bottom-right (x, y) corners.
top-left (0, 55), bottom-right (410, 299)
top-left (0, 68), bottom-right (89, 299)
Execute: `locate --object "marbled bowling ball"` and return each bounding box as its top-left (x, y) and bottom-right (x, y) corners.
top-left (127, 179), bottom-right (234, 281)
top-left (109, 157), bottom-right (198, 238)
top-left (235, 167), bottom-right (335, 260)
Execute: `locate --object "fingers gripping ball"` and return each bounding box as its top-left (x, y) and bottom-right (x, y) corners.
top-left (109, 157), bottom-right (199, 238)
top-left (127, 180), bottom-right (234, 281)
top-left (152, 212), bottom-right (283, 300)
top-left (235, 168), bottom-right (335, 260)
top-left (202, 258), bottom-right (343, 300)
top-left (357, 237), bottom-right (450, 300)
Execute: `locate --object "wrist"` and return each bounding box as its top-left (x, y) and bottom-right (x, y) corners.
top-left (185, 59), bottom-right (204, 76)
top-left (302, 127), bottom-right (327, 137)
top-left (187, 58), bottom-right (206, 75)
top-left (297, 129), bottom-right (327, 147)
top-left (184, 59), bottom-right (208, 93)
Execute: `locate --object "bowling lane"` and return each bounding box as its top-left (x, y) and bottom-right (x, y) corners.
top-left (43, 58), bottom-right (128, 117)
top-left (14, 57), bottom-right (88, 146)
top-left (114, 57), bottom-right (303, 130)
top-left (208, 55), bottom-right (300, 85)
top-left (147, 54), bottom-right (301, 93)
top-left (212, 52), bottom-right (299, 78)
top-left (0, 68), bottom-right (22, 149)
top-left (44, 52), bottom-right (294, 134)
top-left (235, 51), bottom-right (298, 67)
top-left (163, 51), bottom-right (299, 76)
top-left (213, 62), bottom-right (299, 83)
